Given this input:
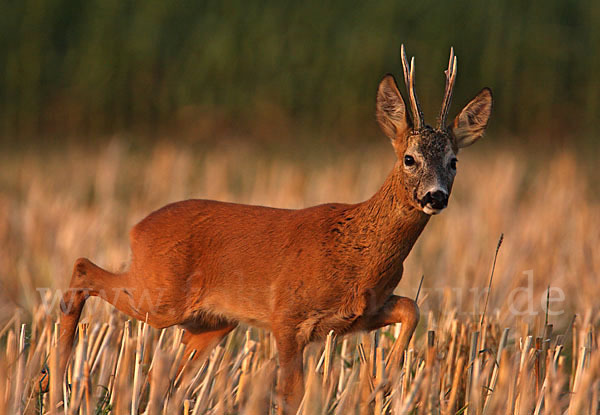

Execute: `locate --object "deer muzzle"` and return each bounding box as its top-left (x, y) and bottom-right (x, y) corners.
top-left (420, 189), bottom-right (448, 215)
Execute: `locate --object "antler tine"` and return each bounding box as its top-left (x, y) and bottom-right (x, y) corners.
top-left (410, 57), bottom-right (425, 129)
top-left (437, 47), bottom-right (458, 129)
top-left (400, 44), bottom-right (424, 130)
top-left (400, 45), bottom-right (411, 95)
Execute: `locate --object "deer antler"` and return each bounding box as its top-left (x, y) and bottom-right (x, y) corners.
top-left (437, 47), bottom-right (457, 129)
top-left (400, 44), bottom-right (424, 131)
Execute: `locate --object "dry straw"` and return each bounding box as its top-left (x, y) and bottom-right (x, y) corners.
top-left (0, 143), bottom-right (598, 413)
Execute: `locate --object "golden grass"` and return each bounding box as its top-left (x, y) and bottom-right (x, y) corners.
top-left (0, 139), bottom-right (598, 414)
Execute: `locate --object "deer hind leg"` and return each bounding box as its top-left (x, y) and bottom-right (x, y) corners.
top-left (180, 324), bottom-right (237, 369)
top-left (352, 295), bottom-right (420, 366)
top-left (273, 328), bottom-right (306, 415)
top-left (40, 257), bottom-right (177, 392)
top-left (145, 324), bottom-right (237, 386)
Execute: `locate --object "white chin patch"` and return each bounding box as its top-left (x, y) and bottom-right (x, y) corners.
top-left (422, 206), bottom-right (444, 215)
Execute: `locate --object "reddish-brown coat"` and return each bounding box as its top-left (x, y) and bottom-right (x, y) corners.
top-left (41, 46), bottom-right (493, 414)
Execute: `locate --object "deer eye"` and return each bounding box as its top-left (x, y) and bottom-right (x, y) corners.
top-left (404, 155), bottom-right (416, 167)
top-left (450, 158), bottom-right (458, 170)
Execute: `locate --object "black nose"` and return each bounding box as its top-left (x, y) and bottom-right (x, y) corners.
top-left (424, 190), bottom-right (448, 209)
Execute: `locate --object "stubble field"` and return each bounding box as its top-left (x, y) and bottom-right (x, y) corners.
top-left (0, 139), bottom-right (598, 414)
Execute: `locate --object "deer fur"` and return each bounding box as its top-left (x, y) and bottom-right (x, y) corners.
top-left (40, 46), bottom-right (493, 414)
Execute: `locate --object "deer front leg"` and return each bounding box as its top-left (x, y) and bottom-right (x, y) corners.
top-left (353, 295), bottom-right (420, 365)
top-left (274, 329), bottom-right (305, 415)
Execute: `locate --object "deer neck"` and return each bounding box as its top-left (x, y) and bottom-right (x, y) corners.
top-left (346, 163), bottom-right (430, 268)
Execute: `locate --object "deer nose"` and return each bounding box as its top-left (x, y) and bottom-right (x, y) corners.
top-left (425, 190), bottom-right (448, 209)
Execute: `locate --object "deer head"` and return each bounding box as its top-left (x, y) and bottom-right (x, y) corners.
top-left (376, 45), bottom-right (493, 215)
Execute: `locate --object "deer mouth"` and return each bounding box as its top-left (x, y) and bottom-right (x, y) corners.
top-left (418, 195), bottom-right (447, 215)
top-left (417, 188), bottom-right (449, 215)
top-left (422, 204), bottom-right (445, 215)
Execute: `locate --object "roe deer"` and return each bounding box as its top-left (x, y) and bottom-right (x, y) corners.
top-left (41, 45), bottom-right (492, 413)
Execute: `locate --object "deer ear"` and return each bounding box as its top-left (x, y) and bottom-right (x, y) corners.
top-left (450, 88), bottom-right (493, 148)
top-left (376, 74), bottom-right (411, 142)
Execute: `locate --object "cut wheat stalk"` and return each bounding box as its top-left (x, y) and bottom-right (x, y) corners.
top-left (113, 338), bottom-right (134, 415)
top-left (401, 348), bottom-right (413, 403)
top-left (482, 327), bottom-right (509, 414)
top-left (131, 321), bottom-right (146, 414)
top-left (67, 324), bottom-right (88, 415)
top-left (397, 360), bottom-right (426, 414)
top-left (146, 348), bottom-right (170, 415)
top-left (91, 323), bottom-right (114, 375)
top-left (236, 330), bottom-right (256, 406)
top-left (49, 322), bottom-right (61, 415)
top-left (443, 356), bottom-right (464, 415)
top-left (108, 320), bottom-right (131, 409)
top-left (465, 329), bottom-right (479, 415)
top-left (83, 361), bottom-right (92, 415)
top-left (12, 324), bottom-right (26, 415)
top-left (374, 345), bottom-right (385, 415)
top-left (322, 330), bottom-right (336, 388)
top-left (192, 345), bottom-right (224, 413)
top-left (336, 337), bottom-right (349, 395)
top-left (333, 367), bottom-right (359, 415)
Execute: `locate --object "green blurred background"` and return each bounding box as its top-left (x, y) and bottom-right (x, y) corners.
top-left (1, 0), bottom-right (599, 147)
